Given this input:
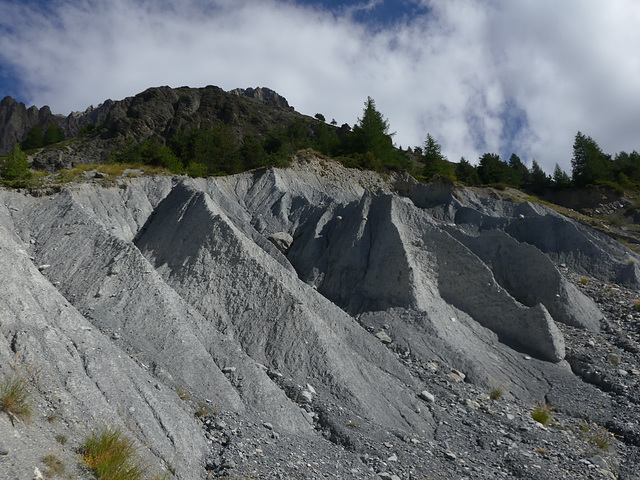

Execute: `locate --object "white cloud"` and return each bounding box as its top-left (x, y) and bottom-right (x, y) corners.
top-left (1, 0), bottom-right (639, 173)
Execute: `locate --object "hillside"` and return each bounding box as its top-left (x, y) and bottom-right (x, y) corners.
top-left (0, 152), bottom-right (639, 479)
top-left (1, 86), bottom-right (640, 480)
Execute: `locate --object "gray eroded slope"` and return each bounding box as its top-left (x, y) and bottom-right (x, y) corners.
top-left (2, 157), bottom-right (639, 478)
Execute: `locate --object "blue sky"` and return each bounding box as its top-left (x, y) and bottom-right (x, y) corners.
top-left (1, 0), bottom-right (639, 174)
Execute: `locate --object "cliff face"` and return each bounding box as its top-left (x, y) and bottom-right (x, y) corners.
top-left (1, 155), bottom-right (640, 479)
top-left (0, 96), bottom-right (60, 153)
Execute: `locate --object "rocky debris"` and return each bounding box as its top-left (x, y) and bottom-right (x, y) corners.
top-left (1, 156), bottom-right (640, 479)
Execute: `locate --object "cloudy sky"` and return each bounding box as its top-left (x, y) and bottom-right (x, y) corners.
top-left (1, 0), bottom-right (639, 173)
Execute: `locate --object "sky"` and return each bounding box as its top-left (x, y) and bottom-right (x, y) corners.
top-left (1, 0), bottom-right (639, 174)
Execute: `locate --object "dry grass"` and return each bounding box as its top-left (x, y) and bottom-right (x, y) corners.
top-left (579, 276), bottom-right (589, 285)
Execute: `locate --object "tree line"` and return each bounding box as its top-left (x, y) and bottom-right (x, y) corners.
top-left (3, 97), bottom-right (640, 195)
top-left (422, 131), bottom-right (640, 193)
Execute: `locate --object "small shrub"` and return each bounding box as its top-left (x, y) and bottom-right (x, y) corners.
top-left (42, 454), bottom-right (65, 478)
top-left (579, 276), bottom-right (589, 286)
top-left (633, 298), bottom-right (640, 310)
top-left (80, 426), bottom-right (147, 480)
top-left (531, 402), bottom-right (554, 426)
top-left (54, 433), bottom-right (68, 446)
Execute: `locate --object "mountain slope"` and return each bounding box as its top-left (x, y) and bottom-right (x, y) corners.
top-left (1, 155), bottom-right (640, 479)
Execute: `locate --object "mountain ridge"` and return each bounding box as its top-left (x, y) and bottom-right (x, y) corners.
top-left (0, 85), bottom-right (299, 157)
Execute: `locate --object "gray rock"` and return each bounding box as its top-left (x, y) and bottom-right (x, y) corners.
top-left (267, 231), bottom-right (294, 253)
top-left (419, 391), bottom-right (435, 403)
top-left (297, 390), bottom-right (313, 405)
top-left (378, 473), bottom-right (401, 480)
top-left (375, 331), bottom-right (393, 344)
top-left (0, 440), bottom-right (8, 455)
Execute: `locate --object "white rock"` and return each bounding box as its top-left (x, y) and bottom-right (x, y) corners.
top-left (418, 391), bottom-right (435, 403)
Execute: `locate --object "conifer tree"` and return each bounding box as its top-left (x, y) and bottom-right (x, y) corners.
top-left (571, 131), bottom-right (611, 187)
top-left (1, 144), bottom-right (32, 181)
top-left (422, 133), bottom-right (450, 180)
top-left (351, 97), bottom-right (395, 165)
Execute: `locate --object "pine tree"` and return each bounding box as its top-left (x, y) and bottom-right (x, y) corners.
top-left (455, 157), bottom-right (480, 185)
top-left (422, 133), bottom-right (450, 180)
top-left (43, 123), bottom-right (66, 145)
top-left (351, 97), bottom-right (395, 166)
top-left (571, 131), bottom-right (612, 187)
top-left (552, 164), bottom-right (571, 188)
top-left (529, 159), bottom-right (551, 193)
top-left (1, 144), bottom-right (32, 181)
top-left (21, 125), bottom-right (43, 150)
top-left (507, 154), bottom-right (530, 187)
top-left (478, 153), bottom-right (510, 184)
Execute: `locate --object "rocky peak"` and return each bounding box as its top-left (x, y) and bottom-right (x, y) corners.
top-left (0, 85), bottom-right (295, 155)
top-left (0, 96), bottom-right (60, 153)
top-left (229, 86), bottom-right (293, 110)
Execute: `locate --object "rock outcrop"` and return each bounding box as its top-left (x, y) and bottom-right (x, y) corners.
top-left (0, 97), bottom-right (60, 153)
top-left (1, 156), bottom-right (640, 479)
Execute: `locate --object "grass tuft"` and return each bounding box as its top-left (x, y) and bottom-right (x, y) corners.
top-left (0, 360), bottom-right (39, 421)
top-left (579, 276), bottom-right (589, 285)
top-left (489, 386), bottom-right (504, 401)
top-left (42, 454), bottom-right (65, 478)
top-left (587, 425), bottom-right (614, 451)
top-left (531, 402), bottom-right (554, 426)
top-left (80, 426), bottom-right (148, 480)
